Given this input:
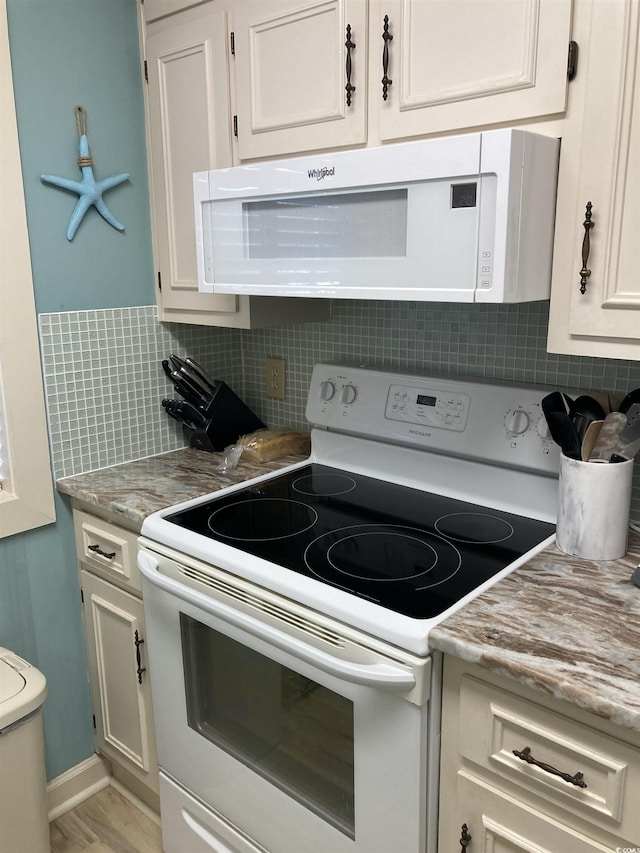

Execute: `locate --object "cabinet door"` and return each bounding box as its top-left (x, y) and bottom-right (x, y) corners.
top-left (232, 0), bottom-right (367, 159)
top-left (81, 570), bottom-right (159, 794)
top-left (548, 0), bottom-right (640, 357)
top-left (375, 0), bottom-right (573, 142)
top-left (439, 771), bottom-right (620, 852)
top-left (145, 4), bottom-right (241, 318)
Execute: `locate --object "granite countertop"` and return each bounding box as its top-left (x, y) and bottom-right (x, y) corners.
top-left (57, 447), bottom-right (308, 529)
top-left (58, 448), bottom-right (640, 735)
top-left (430, 531), bottom-right (640, 733)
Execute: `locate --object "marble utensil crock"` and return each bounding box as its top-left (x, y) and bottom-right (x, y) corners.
top-left (556, 453), bottom-right (634, 561)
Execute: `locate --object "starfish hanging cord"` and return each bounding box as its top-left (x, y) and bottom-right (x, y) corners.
top-left (41, 106), bottom-right (129, 241)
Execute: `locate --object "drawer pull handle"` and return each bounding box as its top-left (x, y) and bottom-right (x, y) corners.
top-left (345, 24), bottom-right (356, 106)
top-left (579, 200), bottom-right (594, 294)
top-left (134, 630), bottom-right (146, 685)
top-left (512, 746), bottom-right (587, 788)
top-left (88, 544), bottom-right (116, 560)
top-left (381, 15), bottom-right (393, 100)
top-left (459, 823), bottom-right (472, 850)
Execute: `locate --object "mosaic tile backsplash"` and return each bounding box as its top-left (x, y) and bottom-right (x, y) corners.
top-left (39, 300), bottom-right (640, 522)
top-left (240, 300), bottom-right (640, 522)
top-left (38, 306), bottom-right (242, 478)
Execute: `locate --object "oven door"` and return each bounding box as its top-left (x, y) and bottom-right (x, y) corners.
top-left (138, 543), bottom-right (435, 853)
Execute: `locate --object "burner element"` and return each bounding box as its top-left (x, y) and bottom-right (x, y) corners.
top-left (305, 524), bottom-right (462, 591)
top-left (208, 498), bottom-right (318, 542)
top-left (434, 512), bottom-right (514, 544)
top-left (292, 473), bottom-right (357, 496)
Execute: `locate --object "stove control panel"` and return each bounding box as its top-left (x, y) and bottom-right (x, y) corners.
top-left (307, 364), bottom-right (564, 476)
top-left (385, 384), bottom-right (470, 431)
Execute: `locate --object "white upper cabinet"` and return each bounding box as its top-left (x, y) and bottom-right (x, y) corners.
top-left (230, 0), bottom-right (573, 160)
top-left (143, 0), bottom-right (205, 23)
top-left (144, 4), bottom-right (240, 320)
top-left (142, 1), bottom-right (331, 326)
top-left (375, 0), bottom-right (573, 142)
top-left (231, 0), bottom-right (368, 160)
top-left (547, 0), bottom-right (640, 358)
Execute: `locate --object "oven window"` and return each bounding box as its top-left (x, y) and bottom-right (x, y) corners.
top-left (180, 614), bottom-right (355, 838)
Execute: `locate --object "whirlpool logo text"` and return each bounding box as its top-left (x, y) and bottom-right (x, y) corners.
top-left (307, 166), bottom-right (335, 181)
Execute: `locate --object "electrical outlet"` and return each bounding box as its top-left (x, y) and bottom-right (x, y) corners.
top-left (266, 357), bottom-right (286, 400)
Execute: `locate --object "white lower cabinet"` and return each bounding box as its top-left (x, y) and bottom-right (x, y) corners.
top-left (81, 570), bottom-right (159, 797)
top-left (74, 509), bottom-right (159, 805)
top-left (438, 657), bottom-right (640, 852)
top-left (450, 772), bottom-right (614, 852)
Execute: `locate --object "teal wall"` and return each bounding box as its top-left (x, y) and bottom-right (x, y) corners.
top-left (7, 0), bottom-right (154, 312)
top-left (2, 0), bottom-right (155, 779)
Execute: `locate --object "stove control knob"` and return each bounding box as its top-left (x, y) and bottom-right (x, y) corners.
top-left (340, 384), bottom-right (357, 405)
top-left (320, 381), bottom-right (336, 401)
top-left (536, 415), bottom-right (552, 440)
top-left (505, 409), bottom-right (530, 435)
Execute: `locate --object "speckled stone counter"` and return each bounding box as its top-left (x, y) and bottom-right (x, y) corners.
top-left (56, 447), bottom-right (308, 530)
top-left (58, 450), bottom-right (640, 736)
top-left (430, 531), bottom-right (640, 733)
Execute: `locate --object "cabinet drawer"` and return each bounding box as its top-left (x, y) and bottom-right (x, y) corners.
top-left (444, 770), bottom-right (620, 852)
top-left (74, 510), bottom-right (141, 593)
top-left (458, 674), bottom-right (640, 841)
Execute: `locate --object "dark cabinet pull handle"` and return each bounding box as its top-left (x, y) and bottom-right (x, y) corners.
top-left (579, 201), bottom-right (594, 294)
top-left (134, 630), bottom-right (146, 685)
top-left (88, 543), bottom-right (116, 560)
top-left (459, 823), bottom-right (472, 850)
top-left (345, 24), bottom-right (356, 106)
top-left (513, 746), bottom-right (587, 788)
top-left (381, 15), bottom-right (393, 100)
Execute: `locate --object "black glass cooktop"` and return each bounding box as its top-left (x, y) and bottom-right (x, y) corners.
top-left (166, 464), bottom-right (555, 619)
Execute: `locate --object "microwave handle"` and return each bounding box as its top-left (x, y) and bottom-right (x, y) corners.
top-left (138, 550), bottom-right (416, 692)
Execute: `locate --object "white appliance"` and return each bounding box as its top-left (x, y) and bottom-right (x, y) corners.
top-left (139, 364), bottom-right (560, 853)
top-left (194, 130), bottom-right (559, 303)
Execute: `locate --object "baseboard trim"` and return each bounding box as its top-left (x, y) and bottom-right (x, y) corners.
top-left (47, 753), bottom-right (111, 821)
top-left (111, 776), bottom-right (161, 826)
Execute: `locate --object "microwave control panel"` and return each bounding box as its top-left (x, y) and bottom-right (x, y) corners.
top-left (385, 384), bottom-right (470, 431)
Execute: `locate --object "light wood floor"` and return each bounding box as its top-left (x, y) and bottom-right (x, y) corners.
top-left (49, 786), bottom-right (163, 853)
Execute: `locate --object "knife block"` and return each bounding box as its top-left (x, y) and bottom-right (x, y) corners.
top-left (184, 381), bottom-right (265, 452)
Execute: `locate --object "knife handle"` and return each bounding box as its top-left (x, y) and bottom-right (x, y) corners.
top-left (589, 412), bottom-right (627, 462)
top-left (185, 357), bottom-right (216, 390)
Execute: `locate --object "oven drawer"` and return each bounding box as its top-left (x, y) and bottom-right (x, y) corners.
top-left (159, 772), bottom-right (266, 853)
top-left (458, 673), bottom-right (640, 841)
top-left (73, 510), bottom-right (141, 593)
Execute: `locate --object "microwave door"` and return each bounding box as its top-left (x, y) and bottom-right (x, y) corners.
top-left (202, 179), bottom-right (482, 301)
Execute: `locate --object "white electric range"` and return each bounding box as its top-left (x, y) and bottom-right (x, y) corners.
top-left (138, 364), bottom-right (559, 853)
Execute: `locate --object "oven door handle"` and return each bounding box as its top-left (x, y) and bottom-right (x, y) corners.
top-left (138, 551), bottom-right (416, 692)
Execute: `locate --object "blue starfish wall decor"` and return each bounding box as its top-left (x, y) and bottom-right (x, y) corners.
top-left (41, 106), bottom-right (129, 241)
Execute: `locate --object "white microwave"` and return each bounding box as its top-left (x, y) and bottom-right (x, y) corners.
top-left (194, 129), bottom-right (559, 303)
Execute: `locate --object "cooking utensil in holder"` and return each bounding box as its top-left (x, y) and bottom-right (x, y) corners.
top-left (556, 453), bottom-right (634, 561)
top-left (184, 381), bottom-right (265, 452)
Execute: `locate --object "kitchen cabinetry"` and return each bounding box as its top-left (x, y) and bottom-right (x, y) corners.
top-left (547, 0), bottom-right (640, 359)
top-left (231, 0), bottom-right (367, 160)
top-left (141, 1), bottom-right (330, 327)
top-left (73, 509), bottom-right (159, 809)
top-left (375, 0), bottom-right (572, 144)
top-left (438, 657), bottom-right (640, 852)
top-left (231, 0), bottom-right (573, 160)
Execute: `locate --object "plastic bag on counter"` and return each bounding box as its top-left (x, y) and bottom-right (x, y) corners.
top-left (216, 428), bottom-right (311, 472)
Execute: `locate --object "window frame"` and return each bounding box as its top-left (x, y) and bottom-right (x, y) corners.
top-left (0, 0), bottom-right (55, 538)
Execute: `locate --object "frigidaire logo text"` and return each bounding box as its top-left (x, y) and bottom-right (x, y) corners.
top-left (307, 166), bottom-right (335, 181)
top-left (408, 429), bottom-right (432, 438)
